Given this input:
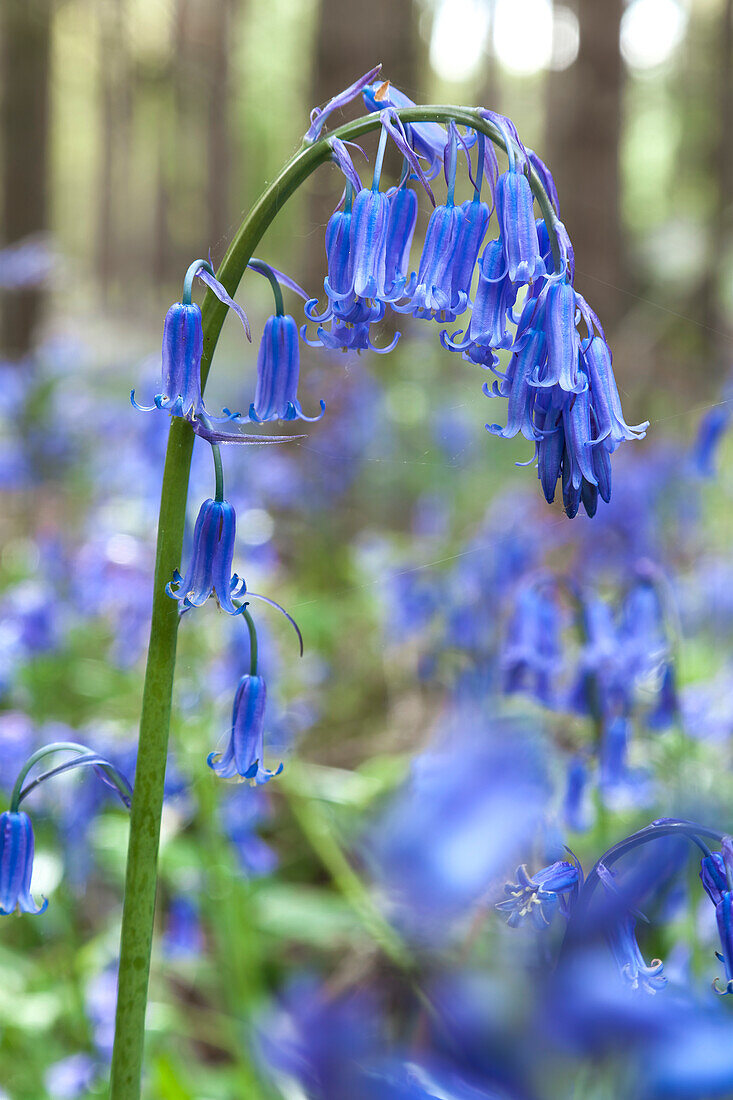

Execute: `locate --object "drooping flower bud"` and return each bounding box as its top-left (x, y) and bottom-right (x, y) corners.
top-left (167, 498), bottom-right (244, 615)
top-left (0, 810), bottom-right (46, 916)
top-left (207, 674), bottom-right (282, 784)
top-left (249, 314), bottom-right (325, 424)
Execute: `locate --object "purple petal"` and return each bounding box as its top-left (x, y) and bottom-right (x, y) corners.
top-left (192, 421), bottom-right (304, 445)
top-left (247, 261), bottom-right (311, 303)
top-left (328, 137), bottom-right (364, 193)
top-left (305, 64), bottom-right (382, 142)
top-left (380, 110), bottom-right (435, 207)
top-left (195, 266), bottom-right (251, 341)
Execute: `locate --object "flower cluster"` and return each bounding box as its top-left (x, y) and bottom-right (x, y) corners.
top-left (302, 77), bottom-right (648, 517)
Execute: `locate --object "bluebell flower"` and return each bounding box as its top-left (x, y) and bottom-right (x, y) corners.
top-left (441, 238), bottom-right (517, 361)
top-left (495, 169), bottom-right (545, 285)
top-left (208, 674), bottom-right (282, 784)
top-left (562, 376), bottom-right (600, 491)
top-left (496, 857), bottom-right (581, 929)
top-left (532, 281), bottom-right (583, 393)
top-left (582, 335), bottom-right (649, 450)
top-left (307, 178), bottom-right (413, 352)
top-left (533, 386), bottom-right (566, 503)
top-left (383, 185), bottom-right (418, 300)
top-left (449, 195), bottom-right (490, 305)
top-left (166, 498), bottom-right (245, 615)
top-left (133, 263), bottom-right (249, 423)
top-left (486, 325), bottom-right (547, 441)
top-left (700, 851), bottom-right (727, 906)
top-left (147, 301), bottom-right (205, 419)
top-left (323, 204), bottom-right (354, 303)
top-left (501, 580), bottom-right (561, 706)
top-left (397, 200), bottom-right (466, 318)
top-left (690, 403), bottom-right (730, 476)
top-left (607, 914), bottom-right (666, 994)
top-left (350, 186), bottom-right (392, 300)
top-left (249, 313), bottom-right (325, 423)
top-left (0, 810), bottom-right (46, 915)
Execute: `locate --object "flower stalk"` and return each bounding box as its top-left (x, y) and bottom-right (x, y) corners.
top-left (109, 104), bottom-right (564, 1100)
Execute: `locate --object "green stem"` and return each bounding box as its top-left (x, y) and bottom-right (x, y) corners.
top-left (242, 607), bottom-right (258, 676)
top-left (10, 742), bottom-right (130, 812)
top-left (280, 764), bottom-right (414, 974)
top-left (10, 742), bottom-right (88, 811)
top-left (181, 259), bottom-right (215, 306)
top-left (110, 103), bottom-right (562, 1100)
top-left (211, 442), bottom-right (224, 502)
top-left (247, 258), bottom-right (285, 316)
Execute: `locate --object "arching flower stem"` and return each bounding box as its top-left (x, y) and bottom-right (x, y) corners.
top-left (10, 742), bottom-right (131, 814)
top-left (110, 103), bottom-right (564, 1100)
top-left (242, 606), bottom-right (258, 677)
top-left (246, 257), bottom-right (285, 317)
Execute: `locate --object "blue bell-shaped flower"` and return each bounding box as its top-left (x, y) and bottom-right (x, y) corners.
top-left (0, 810), bottom-right (47, 915)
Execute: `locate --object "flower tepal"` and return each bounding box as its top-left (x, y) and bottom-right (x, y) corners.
top-left (0, 810), bottom-right (47, 915)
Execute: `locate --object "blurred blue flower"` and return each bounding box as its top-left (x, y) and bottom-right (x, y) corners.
top-left (162, 896), bottom-right (205, 961)
top-left (690, 402), bottom-right (730, 477)
top-left (563, 757), bottom-right (592, 833)
top-left (502, 579), bottom-right (561, 707)
top-left (44, 1054), bottom-right (97, 1099)
top-left (362, 709), bottom-right (549, 939)
top-left (0, 713), bottom-right (36, 793)
top-left (85, 967), bottom-right (118, 1061)
top-left (257, 976), bottom-right (379, 1099)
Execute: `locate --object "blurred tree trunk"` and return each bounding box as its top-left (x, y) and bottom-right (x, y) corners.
top-left (305, 0), bottom-right (419, 291)
top-left (206, 0), bottom-right (234, 261)
top-left (97, 0), bottom-right (132, 299)
top-left (701, 0), bottom-right (733, 372)
top-left (546, 0), bottom-right (625, 328)
top-left (0, 0), bottom-right (51, 356)
top-left (477, 0), bottom-right (500, 112)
